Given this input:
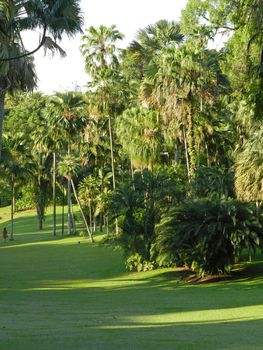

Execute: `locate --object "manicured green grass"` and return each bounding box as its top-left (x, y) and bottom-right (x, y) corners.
top-left (0, 206), bottom-right (263, 350)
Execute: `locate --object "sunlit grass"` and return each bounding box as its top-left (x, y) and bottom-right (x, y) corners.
top-left (0, 206), bottom-right (263, 350)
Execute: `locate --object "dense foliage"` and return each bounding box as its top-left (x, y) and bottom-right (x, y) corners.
top-left (0, 0), bottom-right (262, 275)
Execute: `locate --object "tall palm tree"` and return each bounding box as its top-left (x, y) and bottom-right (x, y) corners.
top-left (80, 25), bottom-right (124, 190)
top-left (49, 92), bottom-right (87, 234)
top-left (33, 101), bottom-right (65, 236)
top-left (0, 0), bottom-right (83, 159)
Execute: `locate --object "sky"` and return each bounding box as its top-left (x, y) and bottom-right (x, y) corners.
top-left (23, 0), bottom-right (188, 94)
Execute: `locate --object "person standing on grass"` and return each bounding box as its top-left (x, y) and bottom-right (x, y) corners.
top-left (2, 227), bottom-right (8, 242)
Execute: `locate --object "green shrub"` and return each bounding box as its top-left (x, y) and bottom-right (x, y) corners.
top-left (106, 168), bottom-right (186, 271)
top-left (156, 199), bottom-right (263, 276)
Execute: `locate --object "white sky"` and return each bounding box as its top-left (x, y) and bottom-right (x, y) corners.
top-left (24, 0), bottom-right (188, 94)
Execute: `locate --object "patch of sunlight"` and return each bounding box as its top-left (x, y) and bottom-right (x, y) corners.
top-left (0, 236), bottom-right (87, 249)
top-left (21, 277), bottom-right (148, 291)
top-left (97, 305), bottom-right (263, 329)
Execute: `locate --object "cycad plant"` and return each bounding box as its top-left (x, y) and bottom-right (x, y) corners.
top-left (156, 199), bottom-right (263, 276)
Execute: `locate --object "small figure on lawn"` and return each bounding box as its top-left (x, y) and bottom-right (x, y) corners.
top-left (2, 227), bottom-right (8, 242)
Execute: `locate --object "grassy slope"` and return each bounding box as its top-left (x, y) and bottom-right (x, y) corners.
top-left (0, 206), bottom-right (263, 350)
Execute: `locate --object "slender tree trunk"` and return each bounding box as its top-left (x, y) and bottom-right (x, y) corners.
top-left (67, 141), bottom-right (72, 235)
top-left (0, 89), bottom-right (5, 162)
top-left (108, 115), bottom-right (118, 234)
top-left (106, 216), bottom-right (109, 235)
top-left (71, 179), bottom-right (94, 242)
top-left (52, 152), bottom-right (56, 236)
top-left (99, 212), bottom-right (103, 232)
top-left (206, 143), bottom-right (210, 167)
top-left (67, 178), bottom-right (71, 235)
top-left (62, 186), bottom-right (65, 236)
top-left (108, 115), bottom-right (115, 189)
top-left (131, 161), bottom-right (135, 189)
top-left (71, 200), bottom-right (76, 232)
top-left (10, 178), bottom-right (15, 240)
top-left (93, 215), bottom-right (96, 233)
top-left (89, 202), bottom-right (93, 235)
top-left (182, 126), bottom-right (191, 181)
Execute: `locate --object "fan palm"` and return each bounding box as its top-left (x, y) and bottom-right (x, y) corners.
top-left (235, 125), bottom-right (263, 202)
top-left (0, 0), bottom-right (83, 159)
top-left (116, 107), bottom-right (163, 170)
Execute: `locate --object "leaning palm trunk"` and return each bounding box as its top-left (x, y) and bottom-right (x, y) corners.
top-left (71, 179), bottom-right (94, 242)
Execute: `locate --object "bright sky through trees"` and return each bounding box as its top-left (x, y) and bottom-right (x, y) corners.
top-left (24, 0), bottom-right (188, 94)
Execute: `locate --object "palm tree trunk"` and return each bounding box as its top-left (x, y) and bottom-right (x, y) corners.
top-left (0, 89), bottom-right (5, 162)
top-left (89, 201), bottom-right (93, 235)
top-left (182, 126), bottom-right (191, 181)
top-left (99, 212), bottom-right (103, 232)
top-left (52, 152), bottom-right (56, 236)
top-left (108, 115), bottom-right (116, 189)
top-left (67, 178), bottom-right (71, 235)
top-left (71, 200), bottom-right (75, 232)
top-left (93, 215), bottom-right (96, 233)
top-left (62, 185), bottom-right (65, 236)
top-left (71, 179), bottom-right (94, 242)
top-left (10, 178), bottom-right (15, 240)
top-left (108, 115), bottom-right (119, 234)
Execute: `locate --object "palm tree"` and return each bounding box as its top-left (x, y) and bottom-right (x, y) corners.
top-left (80, 25), bottom-right (124, 76)
top-left (58, 154), bottom-right (94, 242)
top-left (0, 0), bottom-right (83, 62)
top-left (80, 25), bottom-right (124, 190)
top-left (116, 107), bottom-right (163, 170)
top-left (128, 19), bottom-right (183, 70)
top-left (48, 91), bottom-right (87, 234)
top-left (33, 101), bottom-right (65, 236)
top-left (1, 132), bottom-right (29, 240)
top-left (0, 0), bottom-right (83, 159)
top-left (235, 125), bottom-right (263, 202)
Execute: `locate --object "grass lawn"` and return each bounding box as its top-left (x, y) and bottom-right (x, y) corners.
top-left (0, 206), bottom-right (263, 350)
